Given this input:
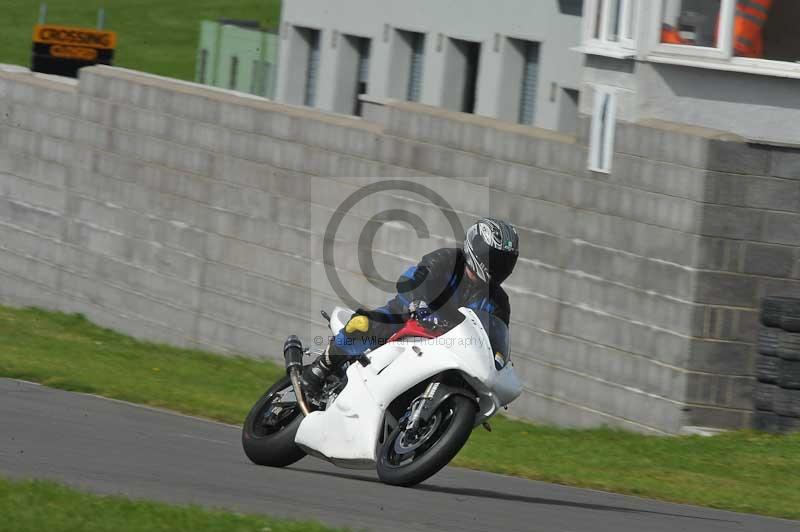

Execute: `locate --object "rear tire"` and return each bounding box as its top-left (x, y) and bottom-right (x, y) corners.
top-left (242, 376), bottom-right (306, 467)
top-left (376, 394), bottom-right (477, 487)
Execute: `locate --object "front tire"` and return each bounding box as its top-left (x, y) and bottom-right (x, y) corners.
top-left (242, 375), bottom-right (306, 467)
top-left (376, 394), bottom-right (477, 487)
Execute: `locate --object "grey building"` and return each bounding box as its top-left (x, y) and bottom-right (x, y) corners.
top-left (578, 0), bottom-right (800, 154)
top-left (275, 0), bottom-right (584, 133)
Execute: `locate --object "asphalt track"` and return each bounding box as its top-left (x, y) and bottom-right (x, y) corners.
top-left (1, 378), bottom-right (796, 532)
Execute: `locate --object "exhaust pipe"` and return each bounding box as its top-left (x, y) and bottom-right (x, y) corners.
top-left (283, 335), bottom-right (304, 372)
top-left (284, 335), bottom-right (310, 416)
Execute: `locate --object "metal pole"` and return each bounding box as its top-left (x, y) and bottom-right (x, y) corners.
top-left (97, 8), bottom-right (105, 29)
top-left (38, 3), bottom-right (47, 24)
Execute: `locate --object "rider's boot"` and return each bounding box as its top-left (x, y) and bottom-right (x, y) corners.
top-left (301, 343), bottom-right (349, 397)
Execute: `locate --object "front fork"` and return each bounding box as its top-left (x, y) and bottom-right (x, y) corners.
top-left (405, 380), bottom-right (441, 434)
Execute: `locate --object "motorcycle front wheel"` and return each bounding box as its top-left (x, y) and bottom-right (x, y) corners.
top-left (376, 394), bottom-right (477, 487)
top-left (241, 375), bottom-right (306, 467)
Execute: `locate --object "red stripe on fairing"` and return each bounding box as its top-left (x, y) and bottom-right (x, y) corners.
top-left (387, 319), bottom-right (444, 343)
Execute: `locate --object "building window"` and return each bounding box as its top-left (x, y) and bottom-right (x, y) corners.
top-left (652, 0), bottom-right (800, 74)
top-left (303, 28), bottom-right (321, 106)
top-left (660, 0), bottom-right (728, 51)
top-left (442, 38), bottom-right (481, 114)
top-left (559, 0), bottom-right (585, 16)
top-left (229, 56), bottom-right (239, 90)
top-left (558, 88), bottom-right (580, 135)
top-left (658, 1), bottom-right (798, 62)
top-left (389, 30), bottom-right (426, 103)
top-left (406, 32), bottom-right (425, 102)
top-left (585, 0), bottom-right (638, 50)
top-left (518, 42), bottom-right (540, 125)
top-left (758, 1), bottom-right (800, 62)
top-left (498, 38), bottom-right (542, 125)
top-left (284, 26), bottom-right (322, 106)
top-left (588, 86), bottom-right (617, 173)
top-left (354, 36), bottom-right (371, 115)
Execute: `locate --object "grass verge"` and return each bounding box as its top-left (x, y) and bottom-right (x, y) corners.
top-left (1, 305), bottom-right (798, 520)
top-left (0, 477), bottom-right (346, 532)
top-left (0, 305), bottom-right (283, 423)
top-left (0, 1), bottom-right (281, 81)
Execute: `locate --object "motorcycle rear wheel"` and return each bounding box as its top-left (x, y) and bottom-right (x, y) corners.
top-left (376, 394), bottom-right (477, 487)
top-left (241, 375), bottom-right (306, 467)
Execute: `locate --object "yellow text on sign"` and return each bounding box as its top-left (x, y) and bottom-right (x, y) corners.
top-left (33, 24), bottom-right (117, 49)
top-left (49, 45), bottom-right (99, 61)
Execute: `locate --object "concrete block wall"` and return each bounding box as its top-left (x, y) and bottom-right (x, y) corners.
top-left (2, 65), bottom-right (798, 434)
top-left (379, 105), bottom-right (800, 431)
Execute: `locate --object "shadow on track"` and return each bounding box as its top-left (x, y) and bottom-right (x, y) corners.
top-left (287, 466), bottom-right (739, 524)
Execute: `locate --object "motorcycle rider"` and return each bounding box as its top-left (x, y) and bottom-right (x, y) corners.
top-left (301, 217), bottom-right (520, 395)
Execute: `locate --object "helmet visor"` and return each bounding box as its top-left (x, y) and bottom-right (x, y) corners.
top-left (488, 247), bottom-right (518, 284)
top-left (469, 233), bottom-right (518, 284)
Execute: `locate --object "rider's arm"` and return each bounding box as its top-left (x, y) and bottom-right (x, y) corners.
top-left (349, 248), bottom-right (459, 328)
top-left (489, 286), bottom-right (511, 326)
top-left (395, 248), bottom-right (461, 309)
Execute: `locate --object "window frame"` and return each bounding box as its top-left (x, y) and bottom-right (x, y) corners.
top-left (582, 0), bottom-right (639, 56)
top-left (649, 0), bottom-right (736, 60)
top-left (646, 0), bottom-right (800, 79)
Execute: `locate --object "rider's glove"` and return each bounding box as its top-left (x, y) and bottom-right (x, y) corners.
top-left (408, 300), bottom-right (431, 320)
top-left (408, 300), bottom-right (440, 329)
top-left (344, 314), bottom-right (370, 334)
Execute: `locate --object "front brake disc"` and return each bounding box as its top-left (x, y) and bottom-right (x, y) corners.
top-left (393, 412), bottom-right (441, 454)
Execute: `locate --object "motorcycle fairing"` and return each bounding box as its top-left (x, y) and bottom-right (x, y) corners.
top-left (294, 308), bottom-right (523, 467)
top-left (293, 362), bottom-right (383, 468)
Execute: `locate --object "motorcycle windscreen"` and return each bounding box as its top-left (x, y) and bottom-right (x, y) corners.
top-left (473, 310), bottom-right (510, 370)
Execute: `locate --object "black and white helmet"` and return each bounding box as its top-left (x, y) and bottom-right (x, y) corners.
top-left (463, 218), bottom-right (519, 284)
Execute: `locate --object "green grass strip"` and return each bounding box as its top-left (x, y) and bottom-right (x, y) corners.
top-left (1, 305), bottom-right (798, 520)
top-left (0, 477), bottom-right (347, 532)
top-left (0, 305), bottom-right (283, 423)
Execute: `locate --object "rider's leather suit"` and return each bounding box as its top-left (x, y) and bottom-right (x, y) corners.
top-left (332, 247), bottom-right (511, 357)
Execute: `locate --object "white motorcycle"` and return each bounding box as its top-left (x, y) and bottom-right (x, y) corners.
top-left (242, 306), bottom-right (522, 486)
